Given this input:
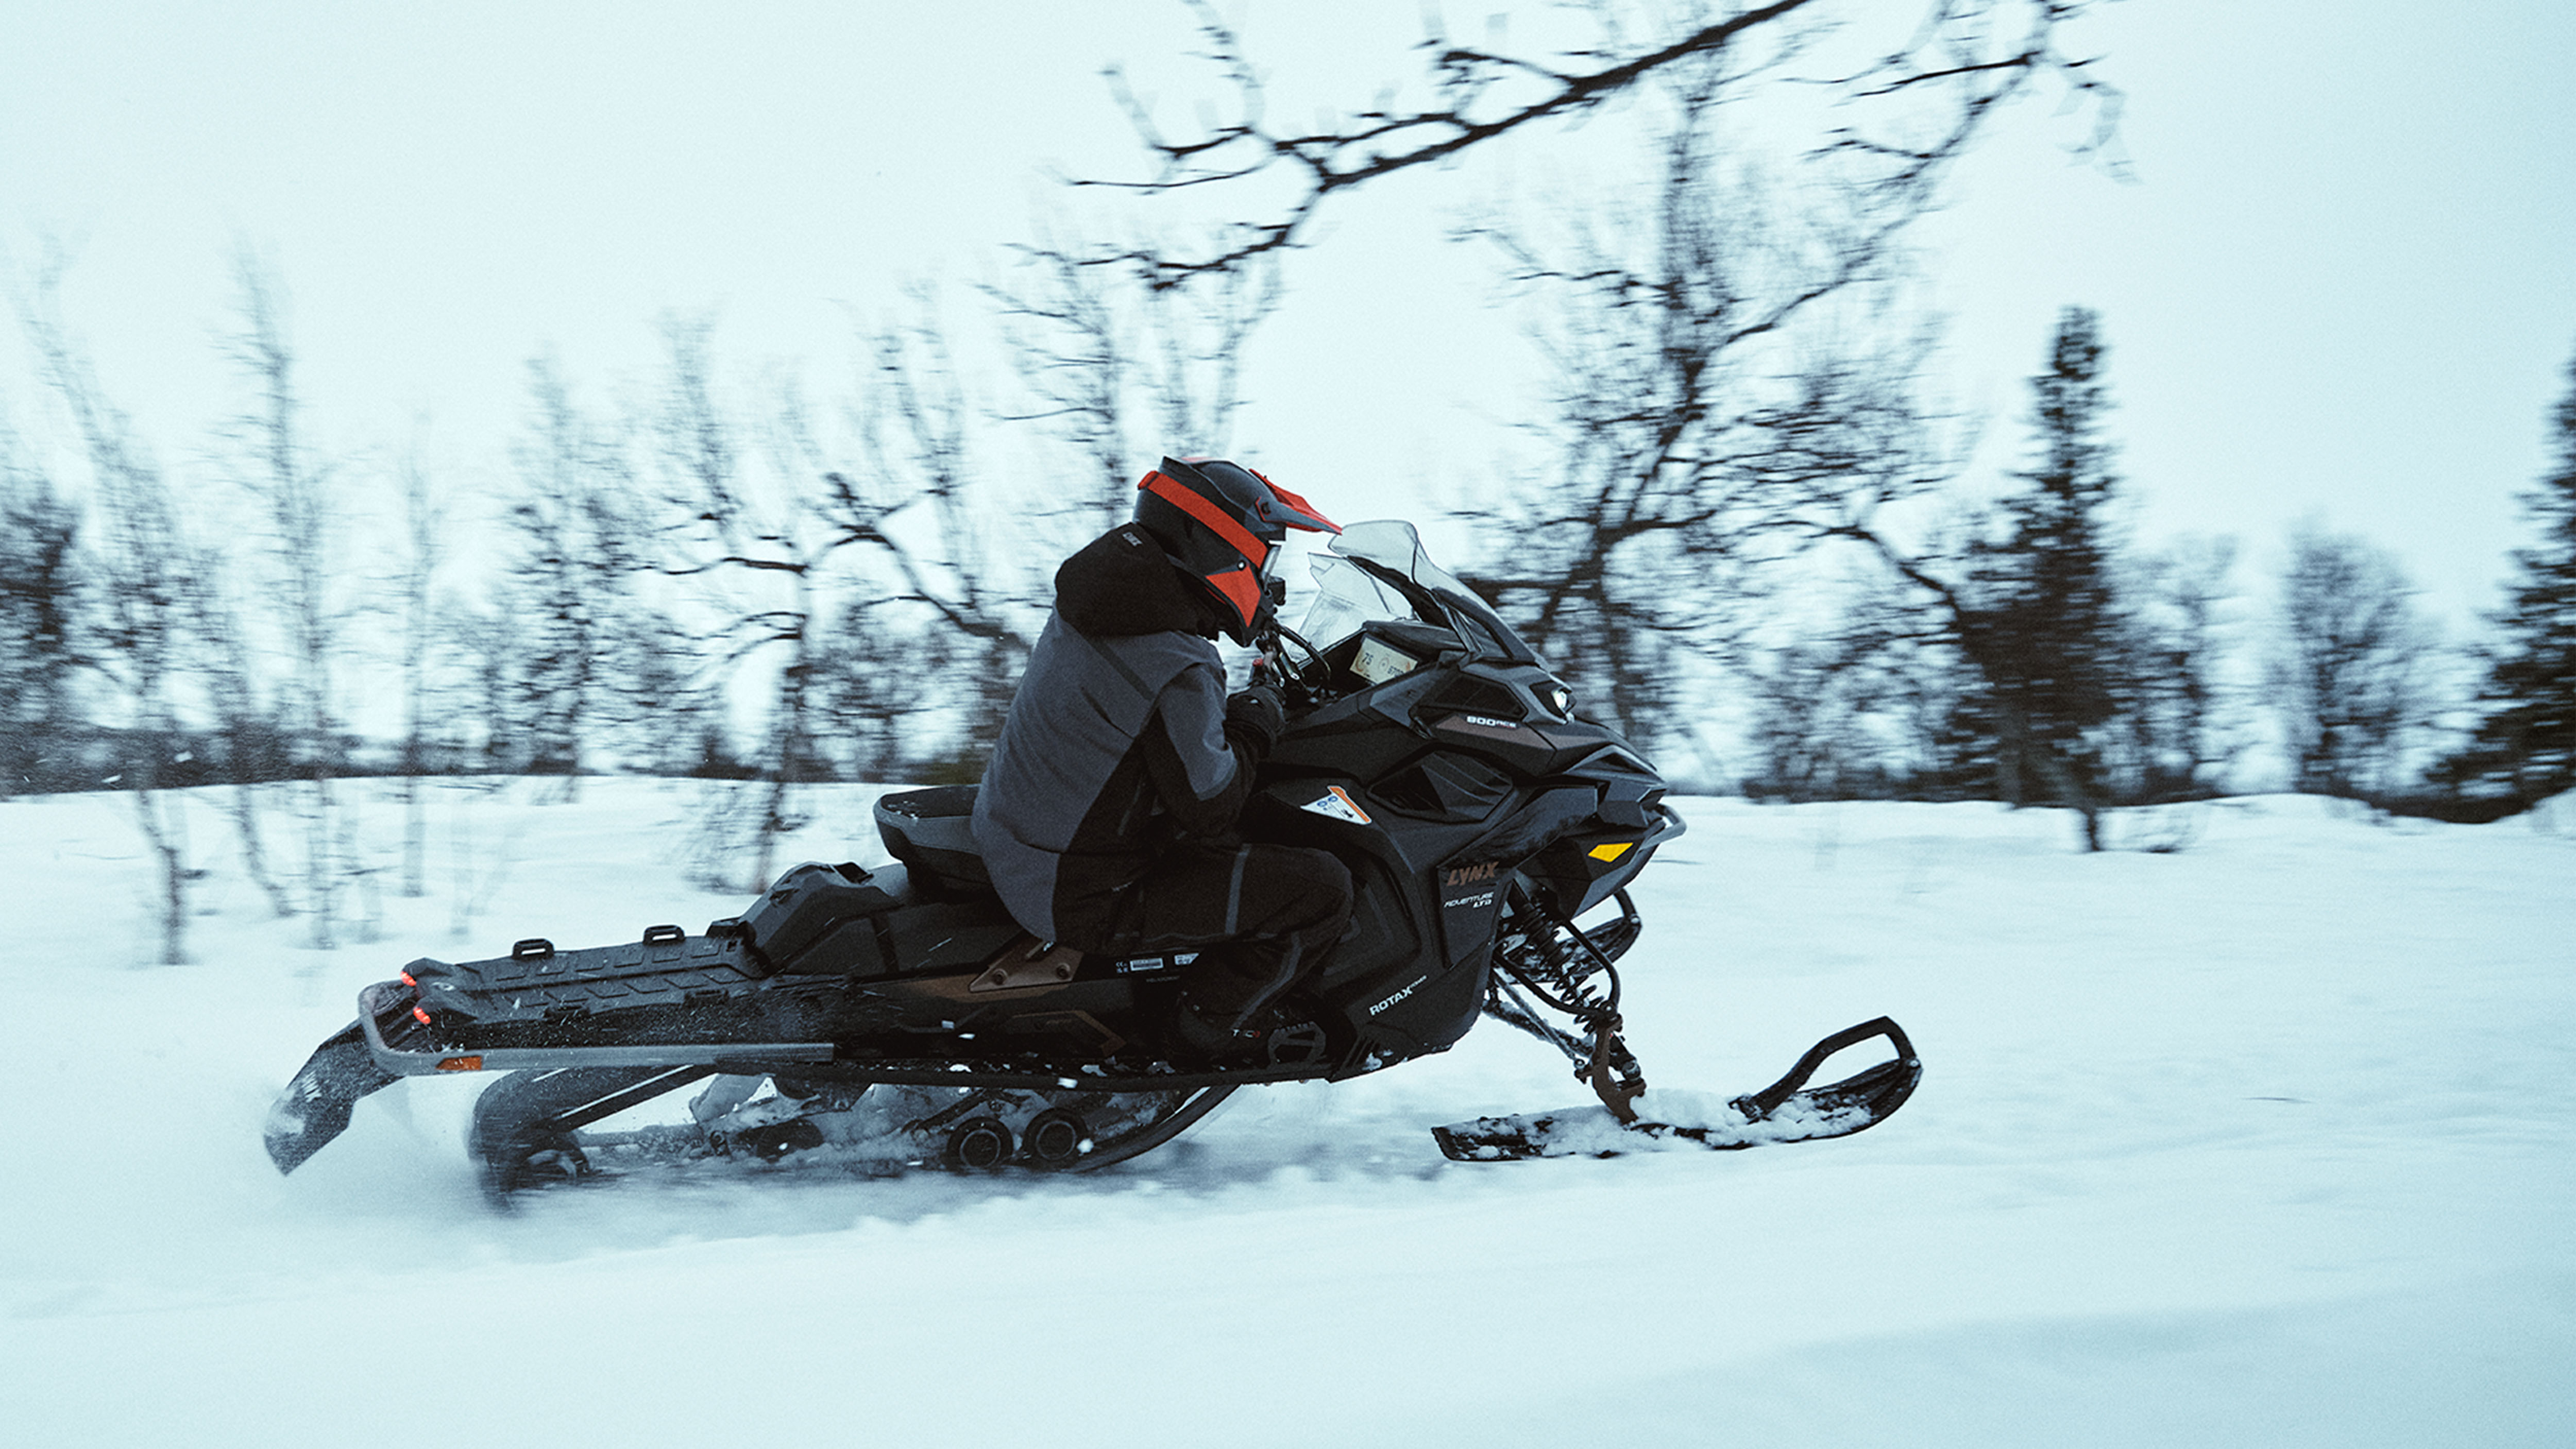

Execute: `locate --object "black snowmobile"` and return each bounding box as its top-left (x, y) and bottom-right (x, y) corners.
top-left (266, 522), bottom-right (1919, 1197)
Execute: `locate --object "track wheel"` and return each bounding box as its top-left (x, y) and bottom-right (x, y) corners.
top-left (1022, 1109), bottom-right (1088, 1169)
top-left (943, 1116), bottom-right (1013, 1171)
top-left (474, 1134), bottom-right (592, 1201)
top-left (468, 1066), bottom-right (674, 1205)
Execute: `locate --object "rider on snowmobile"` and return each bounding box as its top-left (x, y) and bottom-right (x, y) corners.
top-left (971, 457), bottom-right (1353, 1060)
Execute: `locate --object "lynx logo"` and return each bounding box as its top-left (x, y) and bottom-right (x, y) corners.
top-left (1368, 974), bottom-right (1430, 1017)
top-left (1443, 860), bottom-right (1500, 888)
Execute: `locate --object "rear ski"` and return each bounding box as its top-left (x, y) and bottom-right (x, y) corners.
top-left (1433, 1017), bottom-right (1921, 1161)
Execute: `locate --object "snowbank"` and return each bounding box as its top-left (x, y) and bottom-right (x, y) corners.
top-left (1, 780), bottom-right (2569, 1446)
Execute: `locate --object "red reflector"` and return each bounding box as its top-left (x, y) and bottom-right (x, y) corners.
top-left (435, 1055), bottom-right (484, 1072)
top-left (412, 1006), bottom-right (433, 1026)
top-left (399, 970), bottom-right (417, 986)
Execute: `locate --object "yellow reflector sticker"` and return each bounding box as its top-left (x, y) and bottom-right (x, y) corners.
top-left (435, 1055), bottom-right (485, 1072)
top-left (1588, 842), bottom-right (1635, 863)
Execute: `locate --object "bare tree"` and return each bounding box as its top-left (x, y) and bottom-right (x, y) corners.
top-left (634, 310), bottom-right (1031, 886)
top-left (1083, 0), bottom-right (2122, 783)
top-left (2117, 534), bottom-right (2240, 799)
top-left (826, 298), bottom-right (1038, 769)
top-left (394, 439), bottom-right (445, 895)
top-left (2272, 523), bottom-right (2433, 800)
top-left (990, 228), bottom-right (1279, 537)
top-left (1462, 53), bottom-right (1954, 749)
top-left (596, 602), bottom-right (707, 777)
top-left (23, 269), bottom-right (201, 962)
top-left (183, 550), bottom-right (296, 917)
top-left (0, 410), bottom-right (86, 796)
top-left (1739, 637), bottom-right (1873, 802)
top-left (504, 357), bottom-right (639, 792)
top-left (812, 594), bottom-right (953, 782)
top-left (223, 253), bottom-right (349, 946)
top-left (1087, 0), bottom-right (2116, 283)
top-left (453, 598), bottom-right (531, 773)
top-left (1733, 557), bottom-right (1988, 802)
top-left (642, 319), bottom-right (824, 891)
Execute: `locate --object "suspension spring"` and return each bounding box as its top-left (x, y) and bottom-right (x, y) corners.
top-left (1493, 883), bottom-right (1622, 1032)
top-left (1489, 883), bottom-right (1648, 1119)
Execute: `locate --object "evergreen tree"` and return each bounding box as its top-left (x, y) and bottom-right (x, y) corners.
top-left (2448, 343), bottom-right (2576, 799)
top-left (1961, 306), bottom-right (2128, 844)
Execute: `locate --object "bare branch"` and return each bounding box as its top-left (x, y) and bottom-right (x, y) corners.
top-left (1085, 0), bottom-right (2113, 282)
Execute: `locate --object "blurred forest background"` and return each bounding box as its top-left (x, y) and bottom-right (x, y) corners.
top-left (4, 1), bottom-right (2572, 961)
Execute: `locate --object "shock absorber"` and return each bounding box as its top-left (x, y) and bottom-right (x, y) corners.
top-left (1492, 884), bottom-right (1646, 1120)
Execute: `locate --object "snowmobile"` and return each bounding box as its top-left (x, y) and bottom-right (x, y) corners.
top-left (265, 521), bottom-right (1919, 1197)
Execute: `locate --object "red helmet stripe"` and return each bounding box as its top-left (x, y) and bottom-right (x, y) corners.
top-left (1140, 470), bottom-right (1271, 567)
top-left (1207, 566), bottom-right (1262, 629)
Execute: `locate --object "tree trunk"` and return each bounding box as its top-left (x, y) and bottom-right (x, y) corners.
top-left (128, 784), bottom-right (190, 965)
top-left (228, 782), bottom-right (295, 917)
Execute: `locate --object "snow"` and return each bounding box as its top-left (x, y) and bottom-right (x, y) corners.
top-left (2, 779), bottom-right (2571, 1445)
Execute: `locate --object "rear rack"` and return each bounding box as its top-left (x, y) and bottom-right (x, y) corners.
top-left (354, 981), bottom-right (838, 1077)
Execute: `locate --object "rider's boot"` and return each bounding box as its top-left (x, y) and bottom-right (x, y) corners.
top-left (1166, 985), bottom-right (1327, 1069)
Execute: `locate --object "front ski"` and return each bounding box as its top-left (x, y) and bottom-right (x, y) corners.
top-left (1434, 1016), bottom-right (1921, 1162)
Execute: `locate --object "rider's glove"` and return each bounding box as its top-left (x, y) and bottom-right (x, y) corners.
top-left (1224, 684), bottom-right (1287, 753)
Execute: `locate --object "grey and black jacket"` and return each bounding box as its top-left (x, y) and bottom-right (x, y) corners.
top-left (971, 524), bottom-right (1270, 943)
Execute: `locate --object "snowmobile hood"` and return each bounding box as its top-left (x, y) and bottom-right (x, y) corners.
top-left (1055, 524), bottom-right (1222, 639)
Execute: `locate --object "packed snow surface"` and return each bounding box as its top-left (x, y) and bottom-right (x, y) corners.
top-left (2, 780), bottom-right (2570, 1446)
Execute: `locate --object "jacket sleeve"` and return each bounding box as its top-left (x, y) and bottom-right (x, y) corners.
top-left (1140, 663), bottom-right (1265, 838)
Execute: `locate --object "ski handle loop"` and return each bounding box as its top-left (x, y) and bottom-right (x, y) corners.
top-left (1730, 1016), bottom-right (1917, 1122)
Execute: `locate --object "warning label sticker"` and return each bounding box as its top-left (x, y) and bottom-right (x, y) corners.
top-left (1299, 784), bottom-right (1375, 826)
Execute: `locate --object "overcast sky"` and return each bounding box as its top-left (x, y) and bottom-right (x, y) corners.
top-left (5, 0), bottom-right (2572, 638)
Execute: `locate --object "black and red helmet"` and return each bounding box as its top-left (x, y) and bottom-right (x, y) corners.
top-left (1134, 456), bottom-right (1338, 644)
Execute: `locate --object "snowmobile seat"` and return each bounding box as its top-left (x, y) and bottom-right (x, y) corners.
top-left (874, 786), bottom-right (994, 894)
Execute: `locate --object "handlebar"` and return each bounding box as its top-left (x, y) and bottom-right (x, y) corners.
top-left (1254, 617), bottom-right (1334, 706)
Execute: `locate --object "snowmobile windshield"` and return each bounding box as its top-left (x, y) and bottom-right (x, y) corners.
top-left (1299, 520), bottom-right (1537, 665)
